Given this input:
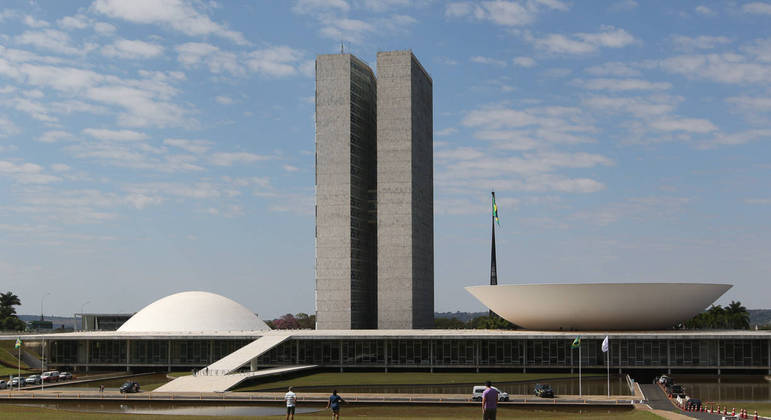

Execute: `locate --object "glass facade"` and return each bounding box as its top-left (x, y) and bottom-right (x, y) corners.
top-left (45, 336), bottom-right (770, 372)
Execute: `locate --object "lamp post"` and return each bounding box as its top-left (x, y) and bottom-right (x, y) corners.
top-left (40, 292), bottom-right (51, 322)
top-left (79, 301), bottom-right (90, 331)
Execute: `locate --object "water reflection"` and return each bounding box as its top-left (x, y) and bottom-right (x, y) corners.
top-left (266, 375), bottom-right (632, 396)
top-left (10, 401), bottom-right (319, 417)
top-left (671, 375), bottom-right (771, 402)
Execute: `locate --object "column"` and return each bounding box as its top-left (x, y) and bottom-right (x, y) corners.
top-left (667, 339), bottom-right (671, 374)
top-left (85, 339), bottom-right (89, 373)
top-left (339, 339), bottom-right (343, 373)
top-left (126, 340), bottom-right (130, 372)
top-left (296, 340), bottom-right (300, 365)
top-left (523, 340), bottom-right (527, 373)
top-left (167, 340), bottom-right (172, 372)
top-left (716, 340), bottom-right (721, 376)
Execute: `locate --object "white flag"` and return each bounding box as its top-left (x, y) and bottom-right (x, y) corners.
top-left (601, 335), bottom-right (609, 353)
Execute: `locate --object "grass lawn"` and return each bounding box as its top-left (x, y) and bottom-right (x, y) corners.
top-left (0, 403), bottom-right (664, 419)
top-left (708, 401), bottom-right (771, 417)
top-left (0, 341), bottom-right (30, 370)
top-left (0, 366), bottom-right (33, 377)
top-left (236, 371), bottom-right (602, 392)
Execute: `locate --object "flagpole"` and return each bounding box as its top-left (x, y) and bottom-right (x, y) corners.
top-left (579, 343), bottom-right (582, 398)
top-left (607, 343), bottom-right (610, 397)
top-left (17, 340), bottom-right (21, 391)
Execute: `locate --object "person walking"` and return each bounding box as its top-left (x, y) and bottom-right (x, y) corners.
top-left (284, 386), bottom-right (297, 420)
top-left (481, 381), bottom-right (498, 420)
top-left (327, 389), bottom-right (345, 419)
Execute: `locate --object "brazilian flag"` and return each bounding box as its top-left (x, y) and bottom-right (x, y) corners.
top-left (492, 192), bottom-right (500, 226)
top-left (571, 337), bottom-right (581, 349)
top-left (14, 337), bottom-right (21, 349)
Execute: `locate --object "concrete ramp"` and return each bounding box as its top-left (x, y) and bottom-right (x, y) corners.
top-left (204, 334), bottom-right (290, 375)
top-left (154, 365), bottom-right (315, 393)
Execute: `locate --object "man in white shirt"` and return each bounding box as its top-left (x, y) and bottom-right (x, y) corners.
top-left (285, 386), bottom-right (297, 419)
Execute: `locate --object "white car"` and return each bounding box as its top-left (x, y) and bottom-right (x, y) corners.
top-left (0, 379), bottom-right (6, 389)
top-left (471, 385), bottom-right (510, 402)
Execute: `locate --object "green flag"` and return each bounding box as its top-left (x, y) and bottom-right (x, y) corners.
top-left (571, 336), bottom-right (581, 349)
top-left (14, 337), bottom-right (21, 349)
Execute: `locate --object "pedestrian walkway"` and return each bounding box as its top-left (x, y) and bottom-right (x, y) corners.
top-left (639, 383), bottom-right (724, 420)
top-left (204, 334), bottom-right (289, 375)
top-left (153, 365), bottom-right (316, 393)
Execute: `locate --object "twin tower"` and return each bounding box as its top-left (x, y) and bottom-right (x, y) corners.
top-left (315, 50), bottom-right (434, 330)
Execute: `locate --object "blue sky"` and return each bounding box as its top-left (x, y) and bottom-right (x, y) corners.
top-left (1, 0), bottom-right (770, 318)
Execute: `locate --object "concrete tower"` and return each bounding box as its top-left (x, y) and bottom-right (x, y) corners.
top-left (376, 50), bottom-right (434, 329)
top-left (315, 54), bottom-right (378, 329)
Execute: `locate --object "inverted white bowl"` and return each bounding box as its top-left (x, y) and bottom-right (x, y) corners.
top-left (465, 283), bottom-right (731, 330)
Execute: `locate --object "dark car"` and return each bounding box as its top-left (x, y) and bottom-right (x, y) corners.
top-left (534, 384), bottom-right (554, 398)
top-left (669, 384), bottom-right (686, 399)
top-left (685, 399), bottom-right (701, 411)
top-left (120, 381), bottom-right (140, 393)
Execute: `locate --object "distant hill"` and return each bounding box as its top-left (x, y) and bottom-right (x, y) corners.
top-left (749, 310), bottom-right (771, 326)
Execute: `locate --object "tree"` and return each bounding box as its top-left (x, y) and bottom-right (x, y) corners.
top-left (434, 317), bottom-right (467, 329)
top-left (295, 313), bottom-right (316, 329)
top-left (270, 314), bottom-right (300, 329)
top-left (682, 301), bottom-right (751, 330)
top-left (0, 291), bottom-right (21, 319)
top-left (725, 301), bottom-right (750, 329)
top-left (0, 291), bottom-right (24, 332)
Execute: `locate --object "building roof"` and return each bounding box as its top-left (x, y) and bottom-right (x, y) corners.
top-left (116, 291), bottom-right (271, 333)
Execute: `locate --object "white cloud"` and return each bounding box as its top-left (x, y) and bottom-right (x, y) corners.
top-left (671, 35), bottom-right (731, 51)
top-left (23, 15), bottom-right (50, 28)
top-left (650, 118), bottom-right (718, 133)
top-left (163, 138), bottom-right (212, 154)
top-left (742, 2), bottom-right (771, 15)
top-left (91, 0), bottom-right (248, 45)
top-left (0, 116), bottom-right (19, 137)
top-left (445, 0), bottom-right (568, 26)
top-left (38, 130), bottom-right (73, 143)
top-left (94, 22), bottom-right (116, 34)
top-left (246, 46), bottom-right (306, 77)
top-left (513, 56), bottom-right (536, 67)
top-left (359, 0), bottom-right (410, 12)
top-left (659, 53), bottom-right (771, 84)
top-left (293, 0), bottom-right (350, 14)
top-left (435, 127), bottom-right (458, 136)
top-left (694, 5), bottom-right (715, 15)
top-left (585, 61), bottom-right (640, 76)
top-left (0, 160), bottom-right (61, 184)
top-left (51, 163), bottom-right (71, 172)
top-left (529, 26), bottom-right (636, 55)
top-left (700, 129), bottom-right (771, 148)
top-left (583, 95), bottom-right (678, 118)
top-left (471, 56), bottom-right (507, 66)
top-left (83, 128), bottom-right (148, 141)
top-left (610, 0), bottom-right (637, 11)
top-left (215, 95), bottom-right (234, 105)
top-left (102, 39), bottom-right (164, 59)
top-left (16, 29), bottom-right (95, 56)
top-left (576, 78), bottom-right (671, 91)
top-left (742, 38), bottom-right (771, 62)
top-left (726, 96), bottom-right (771, 111)
top-left (210, 152), bottom-right (271, 166)
top-left (283, 164), bottom-right (300, 172)
top-left (58, 15), bottom-right (89, 30)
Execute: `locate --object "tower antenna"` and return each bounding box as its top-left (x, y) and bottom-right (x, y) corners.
top-left (340, 41), bottom-right (344, 54)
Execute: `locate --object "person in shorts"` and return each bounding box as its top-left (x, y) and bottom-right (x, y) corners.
top-left (327, 389), bottom-right (345, 419)
top-left (285, 386), bottom-right (297, 419)
top-left (482, 380), bottom-right (498, 420)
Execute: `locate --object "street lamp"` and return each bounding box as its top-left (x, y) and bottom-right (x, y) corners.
top-left (40, 292), bottom-right (51, 322)
top-left (79, 301), bottom-right (90, 331)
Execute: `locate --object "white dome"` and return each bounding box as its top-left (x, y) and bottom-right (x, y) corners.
top-left (118, 291), bottom-right (271, 332)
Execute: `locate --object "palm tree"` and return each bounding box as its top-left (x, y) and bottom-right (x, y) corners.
top-left (0, 291), bottom-right (21, 319)
top-left (725, 301), bottom-right (750, 329)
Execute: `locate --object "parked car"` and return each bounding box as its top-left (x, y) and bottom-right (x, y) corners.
top-left (534, 383), bottom-right (554, 398)
top-left (685, 398), bottom-right (701, 411)
top-left (669, 384), bottom-right (686, 399)
top-left (41, 371), bottom-right (54, 383)
top-left (0, 380), bottom-right (6, 389)
top-left (49, 371), bottom-right (60, 382)
top-left (25, 375), bottom-right (41, 385)
top-left (10, 376), bottom-right (23, 387)
top-left (657, 375), bottom-right (672, 386)
top-left (119, 381), bottom-right (140, 393)
top-left (471, 385), bottom-right (510, 401)
top-left (59, 372), bottom-right (72, 380)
